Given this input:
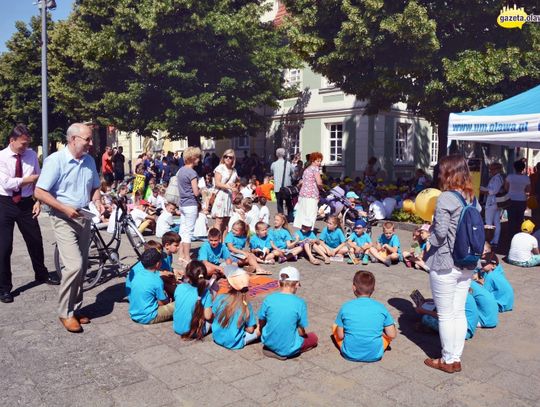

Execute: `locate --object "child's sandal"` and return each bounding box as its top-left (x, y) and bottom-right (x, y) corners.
top-left (310, 259), bottom-right (321, 265)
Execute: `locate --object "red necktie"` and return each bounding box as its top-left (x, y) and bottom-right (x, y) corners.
top-left (12, 153), bottom-right (22, 204)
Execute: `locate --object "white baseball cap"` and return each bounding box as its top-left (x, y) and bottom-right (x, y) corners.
top-left (279, 266), bottom-right (300, 282)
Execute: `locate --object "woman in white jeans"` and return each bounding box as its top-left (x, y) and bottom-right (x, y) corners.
top-left (480, 162), bottom-right (504, 246)
top-left (424, 155), bottom-right (479, 374)
top-left (176, 147), bottom-right (201, 262)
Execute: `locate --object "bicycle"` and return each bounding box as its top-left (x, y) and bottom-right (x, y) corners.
top-left (54, 199), bottom-right (146, 290)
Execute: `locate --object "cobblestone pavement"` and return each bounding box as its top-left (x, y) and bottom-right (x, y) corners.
top-left (1, 204), bottom-right (539, 406)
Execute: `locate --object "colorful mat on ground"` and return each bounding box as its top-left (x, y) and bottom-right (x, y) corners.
top-left (217, 275), bottom-right (279, 298)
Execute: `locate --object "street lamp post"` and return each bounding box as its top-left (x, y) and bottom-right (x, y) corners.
top-left (38, 0), bottom-right (56, 160)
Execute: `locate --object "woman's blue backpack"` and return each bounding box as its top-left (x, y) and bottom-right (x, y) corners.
top-left (451, 191), bottom-right (485, 268)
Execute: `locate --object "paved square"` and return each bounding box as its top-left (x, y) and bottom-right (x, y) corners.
top-left (1, 204), bottom-right (539, 406)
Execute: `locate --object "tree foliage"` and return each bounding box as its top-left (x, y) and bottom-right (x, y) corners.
top-left (49, 0), bottom-right (296, 145)
top-left (0, 16), bottom-right (68, 147)
top-left (281, 0), bottom-right (540, 152)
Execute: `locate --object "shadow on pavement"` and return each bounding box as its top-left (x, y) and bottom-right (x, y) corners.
top-left (80, 282), bottom-right (126, 319)
top-left (387, 297), bottom-right (441, 359)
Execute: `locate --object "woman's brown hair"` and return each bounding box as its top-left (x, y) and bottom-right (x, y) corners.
top-left (438, 155), bottom-right (474, 201)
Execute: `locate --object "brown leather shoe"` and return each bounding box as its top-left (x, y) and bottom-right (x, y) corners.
top-left (452, 361), bottom-right (462, 372)
top-left (424, 358), bottom-right (455, 373)
top-left (76, 315), bottom-right (91, 324)
top-left (59, 317), bottom-right (83, 333)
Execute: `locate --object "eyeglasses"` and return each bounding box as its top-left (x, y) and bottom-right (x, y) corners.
top-left (76, 135), bottom-right (92, 142)
top-left (224, 155), bottom-right (234, 160)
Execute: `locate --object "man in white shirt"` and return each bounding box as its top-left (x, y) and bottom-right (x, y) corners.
top-left (508, 220), bottom-right (540, 267)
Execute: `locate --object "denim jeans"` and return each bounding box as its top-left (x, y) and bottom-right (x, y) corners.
top-left (429, 267), bottom-right (473, 363)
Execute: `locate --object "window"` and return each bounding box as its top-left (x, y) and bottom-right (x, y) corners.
top-left (327, 123), bottom-right (343, 163)
top-left (236, 134), bottom-right (249, 149)
top-left (284, 126), bottom-right (300, 157)
top-left (395, 123), bottom-right (411, 163)
top-left (321, 76), bottom-right (336, 89)
top-left (137, 134), bottom-right (143, 151)
top-left (285, 68), bottom-right (301, 88)
top-left (201, 137), bottom-right (215, 151)
top-left (430, 128), bottom-right (439, 165)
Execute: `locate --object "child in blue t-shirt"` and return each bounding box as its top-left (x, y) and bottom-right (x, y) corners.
top-left (160, 231), bottom-right (183, 298)
top-left (258, 267), bottom-right (318, 359)
top-left (198, 227), bottom-right (233, 277)
top-left (225, 220), bottom-right (271, 275)
top-left (269, 214), bottom-right (303, 264)
top-left (126, 240), bottom-right (163, 297)
top-left (402, 224), bottom-right (430, 272)
top-left (212, 265), bottom-right (259, 350)
top-left (250, 221), bottom-right (279, 264)
top-left (416, 290), bottom-right (479, 340)
top-left (333, 271), bottom-right (397, 362)
top-left (345, 218), bottom-right (373, 265)
top-left (173, 260), bottom-right (213, 340)
top-left (478, 253), bottom-right (514, 312)
top-left (470, 281), bottom-right (498, 328)
top-left (369, 221), bottom-right (401, 267)
top-left (128, 248), bottom-right (175, 324)
top-left (295, 224), bottom-right (330, 265)
top-left (318, 215), bottom-right (348, 259)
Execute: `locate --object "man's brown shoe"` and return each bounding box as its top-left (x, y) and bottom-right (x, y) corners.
top-left (59, 317), bottom-right (83, 333)
top-left (76, 315), bottom-right (91, 324)
top-left (424, 358), bottom-right (455, 373)
top-left (452, 361), bottom-right (462, 372)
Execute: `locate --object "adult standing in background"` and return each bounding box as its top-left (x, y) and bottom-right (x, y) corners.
top-left (35, 123), bottom-right (101, 333)
top-left (112, 146), bottom-right (125, 186)
top-left (271, 148), bottom-right (294, 222)
top-left (293, 152), bottom-right (324, 229)
top-left (480, 162), bottom-right (504, 247)
top-left (176, 147), bottom-right (201, 262)
top-left (505, 159), bottom-right (530, 238)
top-left (211, 149), bottom-right (238, 237)
top-left (101, 146), bottom-right (114, 185)
top-left (0, 124), bottom-right (59, 304)
top-left (424, 155), bottom-right (479, 374)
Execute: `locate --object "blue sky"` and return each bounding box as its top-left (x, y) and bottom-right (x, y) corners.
top-left (0, 0), bottom-right (75, 53)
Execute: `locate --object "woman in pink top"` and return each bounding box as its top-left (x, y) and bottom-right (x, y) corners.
top-left (293, 152), bottom-right (324, 229)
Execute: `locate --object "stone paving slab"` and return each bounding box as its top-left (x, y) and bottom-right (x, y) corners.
top-left (1, 203), bottom-right (539, 406)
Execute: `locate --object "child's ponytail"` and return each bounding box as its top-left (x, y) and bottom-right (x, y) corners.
top-left (182, 261), bottom-right (209, 340)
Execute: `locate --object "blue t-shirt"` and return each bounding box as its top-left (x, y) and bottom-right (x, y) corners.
top-left (198, 241), bottom-right (231, 265)
top-left (349, 231), bottom-right (372, 247)
top-left (465, 293), bottom-right (479, 339)
top-left (224, 232), bottom-right (248, 250)
top-left (125, 261), bottom-right (145, 297)
top-left (295, 229), bottom-right (317, 241)
top-left (128, 268), bottom-right (167, 324)
top-left (250, 234), bottom-right (272, 251)
top-left (483, 265), bottom-right (514, 312)
top-left (161, 253), bottom-right (173, 272)
top-left (258, 292), bottom-right (308, 357)
top-left (378, 234), bottom-right (401, 255)
top-left (212, 294), bottom-right (257, 350)
top-left (320, 227), bottom-right (346, 248)
top-left (173, 284), bottom-right (212, 335)
top-left (269, 228), bottom-right (292, 250)
top-left (335, 297), bottom-right (394, 362)
top-left (470, 281), bottom-right (499, 328)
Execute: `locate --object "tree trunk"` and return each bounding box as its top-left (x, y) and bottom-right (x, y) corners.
top-left (437, 111), bottom-right (449, 158)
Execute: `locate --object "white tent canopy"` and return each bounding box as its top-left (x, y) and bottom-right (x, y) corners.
top-left (448, 85), bottom-right (540, 147)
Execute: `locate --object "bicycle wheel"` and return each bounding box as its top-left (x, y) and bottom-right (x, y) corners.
top-left (125, 222), bottom-right (145, 258)
top-left (54, 234), bottom-right (106, 291)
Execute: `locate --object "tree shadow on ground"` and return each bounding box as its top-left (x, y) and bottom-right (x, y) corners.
top-left (79, 282), bottom-right (126, 319)
top-left (387, 297), bottom-right (441, 359)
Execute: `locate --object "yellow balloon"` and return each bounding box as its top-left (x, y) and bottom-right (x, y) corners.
top-left (411, 202), bottom-right (416, 214)
top-left (414, 188), bottom-right (442, 221)
top-left (527, 196), bottom-right (538, 210)
top-left (402, 199), bottom-right (414, 213)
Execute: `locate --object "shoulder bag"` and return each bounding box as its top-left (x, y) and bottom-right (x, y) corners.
top-left (279, 158), bottom-right (299, 198)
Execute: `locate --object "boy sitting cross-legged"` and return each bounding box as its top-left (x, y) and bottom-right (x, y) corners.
top-left (368, 221), bottom-right (402, 267)
top-left (128, 248), bottom-right (175, 324)
top-left (197, 227), bottom-right (233, 277)
top-left (258, 267), bottom-right (318, 360)
top-left (333, 270), bottom-right (397, 362)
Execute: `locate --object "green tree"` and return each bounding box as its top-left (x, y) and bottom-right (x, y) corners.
top-left (49, 0), bottom-right (296, 146)
top-left (0, 16), bottom-right (67, 149)
top-left (281, 0), bottom-right (540, 154)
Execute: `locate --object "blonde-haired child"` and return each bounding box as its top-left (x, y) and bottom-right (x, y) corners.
top-left (402, 224), bottom-right (430, 271)
top-left (269, 213), bottom-right (303, 263)
top-left (318, 215), bottom-right (349, 259)
top-left (368, 221), bottom-right (402, 267)
top-left (225, 220), bottom-right (271, 275)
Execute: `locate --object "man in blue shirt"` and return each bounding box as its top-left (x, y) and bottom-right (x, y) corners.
top-left (35, 123), bottom-right (101, 333)
top-left (333, 271), bottom-right (397, 362)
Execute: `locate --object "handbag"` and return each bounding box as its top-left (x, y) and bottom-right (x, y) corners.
top-left (208, 167), bottom-right (233, 211)
top-left (164, 175), bottom-right (179, 204)
top-left (279, 157), bottom-right (299, 198)
top-left (495, 174), bottom-right (510, 210)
